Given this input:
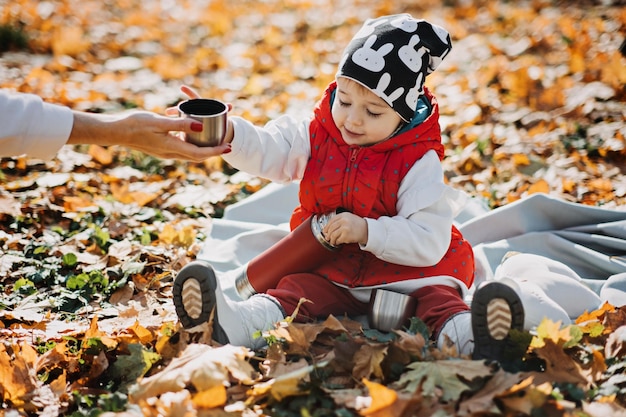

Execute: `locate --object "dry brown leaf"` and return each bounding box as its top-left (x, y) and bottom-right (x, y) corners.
top-left (130, 344), bottom-right (257, 400)
top-left (0, 343), bottom-right (39, 407)
top-left (496, 378), bottom-right (552, 416)
top-left (353, 343), bottom-right (388, 381)
top-left (0, 195), bottom-right (22, 217)
top-left (605, 325), bottom-right (626, 359)
top-left (531, 339), bottom-right (588, 386)
top-left (249, 359), bottom-right (329, 402)
top-left (458, 369), bottom-right (526, 415)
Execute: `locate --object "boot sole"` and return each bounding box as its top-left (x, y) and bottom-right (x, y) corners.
top-left (471, 281), bottom-right (524, 362)
top-left (172, 261), bottom-right (230, 344)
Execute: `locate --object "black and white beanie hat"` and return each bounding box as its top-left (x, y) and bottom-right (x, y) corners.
top-left (337, 14), bottom-right (452, 122)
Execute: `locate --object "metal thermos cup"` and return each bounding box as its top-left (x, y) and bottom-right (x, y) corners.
top-left (367, 289), bottom-right (417, 332)
top-left (235, 211), bottom-right (341, 299)
top-left (178, 98), bottom-right (228, 147)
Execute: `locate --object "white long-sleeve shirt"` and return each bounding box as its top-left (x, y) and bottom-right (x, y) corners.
top-left (223, 115), bottom-right (468, 268)
top-left (0, 91), bottom-right (74, 159)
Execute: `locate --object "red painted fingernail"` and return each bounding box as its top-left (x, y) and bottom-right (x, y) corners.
top-left (223, 147), bottom-right (232, 154)
top-left (191, 122), bottom-right (203, 132)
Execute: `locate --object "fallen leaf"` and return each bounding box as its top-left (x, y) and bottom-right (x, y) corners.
top-left (360, 378), bottom-right (398, 415)
top-left (353, 343), bottom-right (388, 380)
top-left (397, 360), bottom-right (492, 402)
top-left (130, 344), bottom-right (257, 400)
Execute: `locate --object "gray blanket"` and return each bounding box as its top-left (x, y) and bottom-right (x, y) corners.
top-left (198, 184), bottom-right (626, 305)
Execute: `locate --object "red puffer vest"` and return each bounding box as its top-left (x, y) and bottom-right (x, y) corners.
top-left (290, 82), bottom-right (474, 289)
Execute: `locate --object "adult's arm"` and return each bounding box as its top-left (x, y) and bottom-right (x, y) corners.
top-left (1, 91), bottom-right (73, 159)
top-left (1, 90), bottom-right (230, 162)
top-left (67, 110), bottom-right (231, 162)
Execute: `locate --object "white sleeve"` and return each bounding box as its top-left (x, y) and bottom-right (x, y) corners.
top-left (0, 91), bottom-right (74, 159)
top-left (361, 150), bottom-right (468, 266)
top-left (222, 115), bottom-right (312, 183)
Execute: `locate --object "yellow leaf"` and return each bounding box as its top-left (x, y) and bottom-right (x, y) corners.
top-left (512, 153), bottom-right (530, 166)
top-left (530, 318), bottom-right (576, 348)
top-left (158, 223), bottom-right (196, 247)
top-left (193, 385), bottom-right (227, 409)
top-left (527, 179), bottom-right (549, 195)
top-left (52, 26), bottom-right (90, 57)
top-left (360, 378), bottom-right (397, 415)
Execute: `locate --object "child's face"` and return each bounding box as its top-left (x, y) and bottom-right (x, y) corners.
top-left (331, 77), bottom-right (403, 146)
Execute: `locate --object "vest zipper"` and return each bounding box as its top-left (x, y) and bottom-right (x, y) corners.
top-left (343, 146), bottom-right (360, 209)
top-left (350, 147), bottom-right (360, 162)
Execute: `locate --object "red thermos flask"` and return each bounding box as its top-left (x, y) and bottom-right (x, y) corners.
top-left (235, 211), bottom-right (342, 299)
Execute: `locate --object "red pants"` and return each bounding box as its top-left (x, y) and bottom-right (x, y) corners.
top-left (267, 273), bottom-right (470, 336)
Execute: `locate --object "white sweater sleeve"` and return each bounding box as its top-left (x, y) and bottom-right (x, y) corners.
top-left (0, 91), bottom-right (74, 159)
top-left (222, 115), bottom-right (311, 183)
top-left (361, 150), bottom-right (468, 267)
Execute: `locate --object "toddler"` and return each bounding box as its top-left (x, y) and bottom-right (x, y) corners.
top-left (173, 14), bottom-right (524, 362)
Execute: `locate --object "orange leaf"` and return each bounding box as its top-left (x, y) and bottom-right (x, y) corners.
top-left (63, 195), bottom-right (96, 212)
top-left (576, 302), bottom-right (615, 324)
top-left (360, 378), bottom-right (398, 415)
top-left (562, 178), bottom-right (576, 193)
top-left (131, 321), bottom-right (154, 344)
top-left (110, 182), bottom-right (157, 207)
top-left (85, 316), bottom-right (118, 350)
top-left (88, 145), bottom-right (113, 166)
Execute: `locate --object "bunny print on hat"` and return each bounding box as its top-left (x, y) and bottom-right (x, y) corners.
top-left (337, 14), bottom-right (452, 122)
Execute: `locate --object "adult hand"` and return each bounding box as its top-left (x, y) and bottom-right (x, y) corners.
top-left (69, 109), bottom-right (231, 162)
top-left (323, 212), bottom-right (368, 247)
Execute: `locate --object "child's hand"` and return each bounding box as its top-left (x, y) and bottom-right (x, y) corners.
top-left (323, 212), bottom-right (368, 246)
top-left (165, 85), bottom-right (204, 116)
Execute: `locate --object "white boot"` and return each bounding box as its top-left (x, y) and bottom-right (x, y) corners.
top-left (173, 260), bottom-right (285, 350)
top-left (495, 253), bottom-right (601, 322)
top-left (213, 293), bottom-right (285, 350)
top-left (436, 311), bottom-right (474, 356)
top-left (601, 273), bottom-right (626, 307)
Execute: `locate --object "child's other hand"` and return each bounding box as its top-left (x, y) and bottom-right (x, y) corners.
top-left (165, 85), bottom-right (233, 115)
top-left (165, 85), bottom-right (202, 116)
top-left (323, 212), bottom-right (368, 246)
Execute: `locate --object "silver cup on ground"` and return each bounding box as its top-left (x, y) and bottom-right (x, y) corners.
top-left (178, 98), bottom-right (228, 147)
top-left (368, 289), bottom-right (417, 332)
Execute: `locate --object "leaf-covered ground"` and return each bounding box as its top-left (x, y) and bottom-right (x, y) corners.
top-left (0, 0), bottom-right (625, 416)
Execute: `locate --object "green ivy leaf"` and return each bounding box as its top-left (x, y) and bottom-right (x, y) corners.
top-left (63, 252), bottom-right (78, 267)
top-left (14, 277), bottom-right (35, 295)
